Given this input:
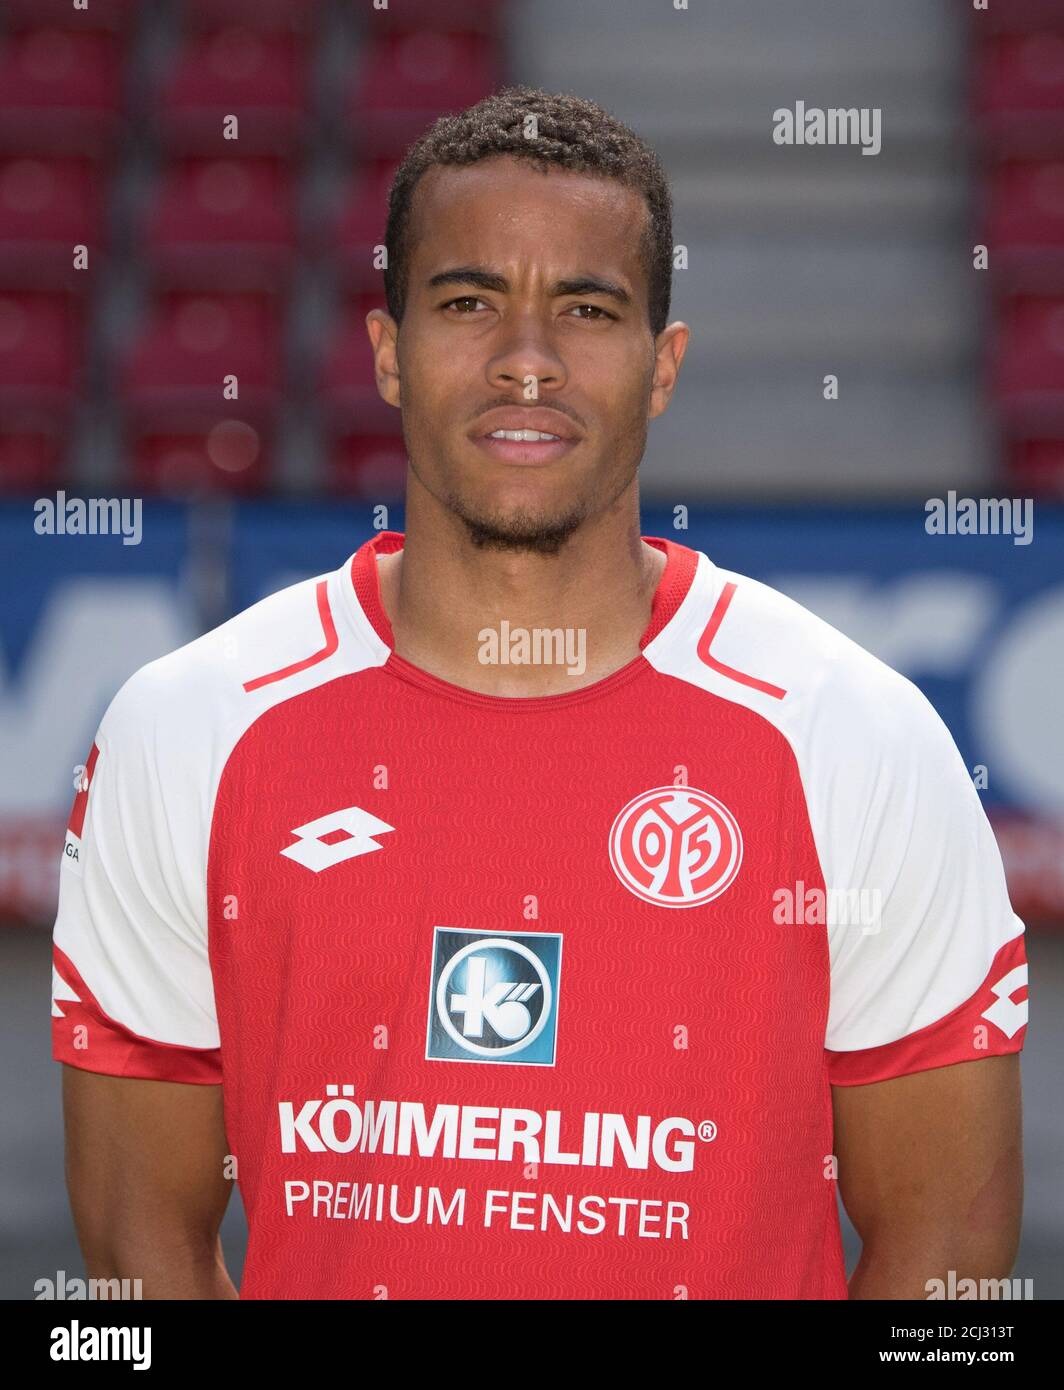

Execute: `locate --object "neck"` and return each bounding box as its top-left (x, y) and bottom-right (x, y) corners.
top-left (376, 478), bottom-right (667, 697)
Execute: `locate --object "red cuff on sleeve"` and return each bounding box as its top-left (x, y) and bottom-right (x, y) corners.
top-left (827, 932), bottom-right (1028, 1087)
top-left (52, 945), bottom-right (222, 1085)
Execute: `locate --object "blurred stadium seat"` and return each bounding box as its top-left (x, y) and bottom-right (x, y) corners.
top-left (0, 412), bottom-right (66, 492)
top-left (0, 158), bottom-right (107, 288)
top-left (117, 291), bottom-right (283, 493)
top-left (143, 158), bottom-right (300, 290)
top-left (183, 0), bottom-right (323, 32)
top-left (992, 296), bottom-right (1064, 431)
top-left (118, 291), bottom-right (283, 417)
top-left (326, 431), bottom-right (407, 497)
top-left (983, 161), bottom-right (1064, 291)
top-left (2, 0), bottom-right (138, 31)
top-left (156, 28), bottom-right (311, 154)
top-left (0, 291), bottom-right (85, 407)
top-left (0, 29), bottom-right (125, 156)
top-left (321, 161), bottom-right (397, 290)
top-left (347, 31), bottom-right (502, 157)
top-left (973, 32), bottom-right (1064, 156)
top-left (128, 416), bottom-right (272, 495)
top-left (370, 0), bottom-right (505, 34)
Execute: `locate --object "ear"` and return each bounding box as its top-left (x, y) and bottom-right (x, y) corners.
top-left (648, 321), bottom-right (690, 421)
top-left (366, 309), bottom-right (401, 409)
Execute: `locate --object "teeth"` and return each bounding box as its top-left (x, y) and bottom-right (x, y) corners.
top-left (489, 429), bottom-right (561, 442)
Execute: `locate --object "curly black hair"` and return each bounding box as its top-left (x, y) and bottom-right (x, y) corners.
top-left (382, 86), bottom-right (673, 336)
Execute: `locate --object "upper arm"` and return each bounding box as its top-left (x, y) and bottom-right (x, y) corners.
top-left (810, 661), bottom-right (1029, 1269)
top-left (819, 666), bottom-right (1028, 1085)
top-left (832, 1054), bottom-right (1023, 1268)
top-left (51, 668), bottom-right (231, 1283)
top-left (63, 1066), bottom-right (233, 1272)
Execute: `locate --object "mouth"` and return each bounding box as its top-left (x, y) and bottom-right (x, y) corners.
top-left (470, 413), bottom-right (582, 466)
top-left (473, 429), bottom-right (578, 465)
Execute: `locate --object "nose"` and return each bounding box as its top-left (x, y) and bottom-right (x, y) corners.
top-left (485, 317), bottom-right (567, 396)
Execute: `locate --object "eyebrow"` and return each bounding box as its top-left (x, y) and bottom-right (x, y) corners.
top-left (426, 267), bottom-right (632, 307)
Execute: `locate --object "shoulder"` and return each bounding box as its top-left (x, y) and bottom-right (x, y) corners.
top-left (96, 555), bottom-right (387, 778)
top-left (646, 549), bottom-right (949, 766)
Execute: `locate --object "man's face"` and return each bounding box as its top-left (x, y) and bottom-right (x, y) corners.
top-left (368, 155), bottom-right (687, 553)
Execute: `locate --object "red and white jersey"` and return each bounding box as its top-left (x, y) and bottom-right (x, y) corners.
top-left (51, 531), bottom-right (1029, 1300)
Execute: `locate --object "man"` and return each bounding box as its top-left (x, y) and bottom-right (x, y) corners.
top-left (54, 87), bottom-right (1027, 1300)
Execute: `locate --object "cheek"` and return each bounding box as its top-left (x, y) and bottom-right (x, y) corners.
top-left (591, 355), bottom-right (652, 431)
top-left (402, 330), bottom-right (478, 409)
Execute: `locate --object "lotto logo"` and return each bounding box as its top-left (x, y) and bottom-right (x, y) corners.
top-left (981, 964), bottom-right (1029, 1040)
top-left (280, 805), bottom-right (395, 872)
top-left (609, 785), bottom-right (743, 907)
top-left (426, 928), bottom-right (562, 1066)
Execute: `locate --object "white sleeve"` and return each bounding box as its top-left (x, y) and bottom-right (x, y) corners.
top-left (51, 663), bottom-right (222, 1083)
top-left (818, 660), bottom-right (1028, 1085)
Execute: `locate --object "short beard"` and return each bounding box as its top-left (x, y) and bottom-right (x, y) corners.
top-left (448, 497), bottom-right (590, 556)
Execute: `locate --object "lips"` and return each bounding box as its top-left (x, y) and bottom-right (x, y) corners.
top-left (470, 408), bottom-right (582, 465)
top-left (473, 408), bottom-right (579, 441)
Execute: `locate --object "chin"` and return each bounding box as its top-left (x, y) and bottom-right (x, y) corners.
top-left (452, 498), bottom-right (590, 556)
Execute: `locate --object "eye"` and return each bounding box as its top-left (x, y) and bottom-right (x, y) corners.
top-left (442, 296), bottom-right (489, 313)
top-left (567, 303), bottom-right (614, 320)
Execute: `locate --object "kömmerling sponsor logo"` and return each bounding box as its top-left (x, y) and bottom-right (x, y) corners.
top-left (924, 491), bottom-right (1033, 546)
top-left (33, 490), bottom-right (143, 546)
top-left (278, 1086), bottom-right (713, 1173)
top-left (772, 100), bottom-right (882, 156)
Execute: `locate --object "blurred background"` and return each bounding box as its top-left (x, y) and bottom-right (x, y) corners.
top-left (0, 0), bottom-right (1061, 1298)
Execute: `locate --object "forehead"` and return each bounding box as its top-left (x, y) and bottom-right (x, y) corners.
top-left (407, 155), bottom-right (650, 284)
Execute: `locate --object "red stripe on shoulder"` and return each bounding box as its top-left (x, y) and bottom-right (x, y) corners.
top-left (243, 579), bottom-right (338, 693)
top-left (696, 582), bottom-right (788, 700)
top-left (67, 741), bottom-right (100, 838)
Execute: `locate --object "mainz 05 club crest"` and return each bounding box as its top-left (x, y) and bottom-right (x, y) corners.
top-left (609, 785), bottom-right (743, 907)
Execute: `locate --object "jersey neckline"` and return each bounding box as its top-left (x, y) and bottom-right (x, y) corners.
top-left (345, 530), bottom-right (699, 710)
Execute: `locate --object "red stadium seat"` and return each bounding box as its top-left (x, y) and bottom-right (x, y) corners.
top-left (973, 33), bottom-right (1064, 155)
top-left (321, 162), bottom-right (397, 288)
top-left (3, 0), bottom-right (138, 32)
top-left (144, 159), bottom-right (299, 290)
top-left (118, 293), bottom-right (284, 420)
top-left (1005, 436), bottom-right (1064, 494)
top-left (0, 158), bottom-right (107, 289)
top-left (326, 432), bottom-right (407, 496)
top-left (157, 30), bottom-right (310, 155)
top-left (0, 410), bottom-right (66, 492)
top-left (347, 32), bottom-right (502, 157)
top-left (0, 292), bottom-right (84, 408)
top-left (126, 417), bottom-right (273, 495)
top-left (992, 296), bottom-right (1064, 429)
top-left (369, 0), bottom-right (505, 35)
top-left (0, 30), bottom-right (124, 156)
top-left (314, 294), bottom-right (401, 435)
top-left (985, 161), bottom-right (1064, 250)
top-left (968, 0), bottom-right (1064, 37)
top-left (183, 0), bottom-right (323, 31)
